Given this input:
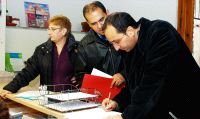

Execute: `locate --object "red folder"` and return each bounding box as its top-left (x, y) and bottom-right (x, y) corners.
top-left (81, 74), bottom-right (125, 102)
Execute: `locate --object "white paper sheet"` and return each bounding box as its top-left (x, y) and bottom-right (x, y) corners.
top-left (91, 68), bottom-right (112, 78)
top-left (45, 100), bottom-right (100, 112)
top-left (65, 107), bottom-right (122, 119)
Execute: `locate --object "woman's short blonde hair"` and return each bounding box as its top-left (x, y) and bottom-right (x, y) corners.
top-left (48, 15), bottom-right (71, 34)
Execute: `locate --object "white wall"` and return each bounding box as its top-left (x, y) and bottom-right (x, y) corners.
top-left (7, 0), bottom-right (178, 31)
top-left (6, 27), bottom-right (85, 60)
top-left (5, 0), bottom-right (178, 65)
top-left (193, 19), bottom-right (200, 66)
top-left (193, 0), bottom-right (200, 66)
top-left (6, 27), bottom-right (48, 60)
top-left (0, 0), bottom-right (6, 71)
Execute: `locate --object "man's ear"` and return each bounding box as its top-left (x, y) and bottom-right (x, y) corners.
top-left (126, 26), bottom-right (135, 37)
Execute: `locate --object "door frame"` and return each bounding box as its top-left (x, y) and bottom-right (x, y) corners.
top-left (177, 0), bottom-right (194, 52)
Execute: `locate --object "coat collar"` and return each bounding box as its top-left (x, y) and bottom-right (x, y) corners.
top-left (87, 29), bottom-right (110, 45)
top-left (134, 18), bottom-right (151, 56)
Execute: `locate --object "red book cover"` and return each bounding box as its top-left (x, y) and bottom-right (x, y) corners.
top-left (27, 13), bottom-right (37, 27)
top-left (81, 74), bottom-right (125, 102)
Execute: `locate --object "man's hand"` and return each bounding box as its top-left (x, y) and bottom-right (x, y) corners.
top-left (0, 90), bottom-right (12, 99)
top-left (111, 73), bottom-right (125, 88)
top-left (102, 98), bottom-right (118, 112)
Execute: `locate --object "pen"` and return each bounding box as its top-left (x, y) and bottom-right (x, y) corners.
top-left (106, 92), bottom-right (111, 110)
top-left (108, 92), bottom-right (111, 100)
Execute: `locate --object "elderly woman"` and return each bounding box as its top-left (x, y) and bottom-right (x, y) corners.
top-left (1, 15), bottom-right (79, 97)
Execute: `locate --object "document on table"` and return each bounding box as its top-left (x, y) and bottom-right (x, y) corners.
top-left (65, 107), bottom-right (122, 119)
top-left (15, 91), bottom-right (40, 100)
top-left (44, 100), bottom-right (100, 112)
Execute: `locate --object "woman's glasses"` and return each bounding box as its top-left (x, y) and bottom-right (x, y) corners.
top-left (47, 27), bottom-right (61, 32)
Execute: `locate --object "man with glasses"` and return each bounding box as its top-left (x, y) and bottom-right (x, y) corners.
top-left (1, 15), bottom-right (79, 97)
top-left (102, 12), bottom-right (200, 119)
top-left (75, 1), bottom-right (125, 87)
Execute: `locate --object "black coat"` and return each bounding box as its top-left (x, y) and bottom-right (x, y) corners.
top-left (115, 18), bottom-right (200, 119)
top-left (3, 34), bottom-right (78, 93)
top-left (74, 30), bottom-right (121, 78)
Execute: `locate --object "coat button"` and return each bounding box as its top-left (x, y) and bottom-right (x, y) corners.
top-left (42, 47), bottom-right (44, 49)
top-left (46, 51), bottom-right (49, 53)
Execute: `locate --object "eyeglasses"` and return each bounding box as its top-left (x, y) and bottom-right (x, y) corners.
top-left (47, 27), bottom-right (61, 32)
top-left (111, 34), bottom-right (126, 45)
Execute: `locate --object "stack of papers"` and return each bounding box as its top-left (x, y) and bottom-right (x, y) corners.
top-left (45, 100), bottom-right (100, 112)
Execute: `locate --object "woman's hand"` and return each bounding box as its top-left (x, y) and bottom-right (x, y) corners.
top-left (0, 90), bottom-right (12, 99)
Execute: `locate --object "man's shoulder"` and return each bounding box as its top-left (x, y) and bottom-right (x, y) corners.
top-left (150, 19), bottom-right (173, 30)
top-left (79, 31), bottom-right (98, 46)
top-left (140, 18), bottom-right (172, 29)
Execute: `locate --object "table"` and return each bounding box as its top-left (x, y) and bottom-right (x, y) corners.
top-left (0, 78), bottom-right (121, 119)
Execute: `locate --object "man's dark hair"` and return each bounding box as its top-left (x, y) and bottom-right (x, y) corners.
top-left (103, 12), bottom-right (138, 33)
top-left (83, 1), bottom-right (106, 21)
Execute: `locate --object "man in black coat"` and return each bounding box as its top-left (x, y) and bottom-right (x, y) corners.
top-left (102, 12), bottom-right (200, 119)
top-left (75, 1), bottom-right (125, 87)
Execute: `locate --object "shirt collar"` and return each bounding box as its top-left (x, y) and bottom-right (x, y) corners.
top-left (97, 33), bottom-right (107, 41)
